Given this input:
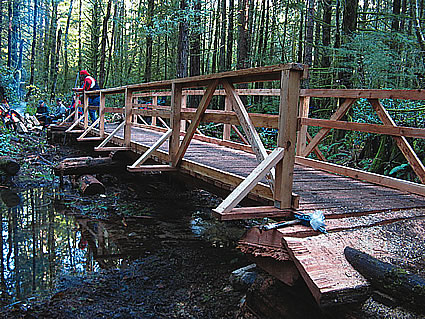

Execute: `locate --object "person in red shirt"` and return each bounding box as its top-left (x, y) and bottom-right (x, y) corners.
top-left (76, 70), bottom-right (100, 122)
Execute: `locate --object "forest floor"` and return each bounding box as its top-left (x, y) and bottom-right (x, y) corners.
top-left (0, 130), bottom-right (424, 319)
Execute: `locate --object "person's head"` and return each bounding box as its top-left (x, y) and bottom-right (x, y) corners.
top-left (56, 98), bottom-right (61, 104)
top-left (80, 70), bottom-right (89, 79)
top-left (38, 100), bottom-right (44, 106)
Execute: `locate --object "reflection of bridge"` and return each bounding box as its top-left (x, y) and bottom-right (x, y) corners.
top-left (58, 64), bottom-right (425, 307)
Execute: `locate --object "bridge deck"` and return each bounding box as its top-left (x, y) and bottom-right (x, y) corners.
top-left (101, 123), bottom-right (425, 216)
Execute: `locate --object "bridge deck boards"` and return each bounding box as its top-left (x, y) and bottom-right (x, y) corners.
top-left (102, 123), bottom-right (425, 216)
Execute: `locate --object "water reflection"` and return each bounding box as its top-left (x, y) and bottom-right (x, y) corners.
top-left (0, 187), bottom-right (153, 305)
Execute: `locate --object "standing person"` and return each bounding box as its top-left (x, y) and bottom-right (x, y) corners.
top-left (76, 70), bottom-right (100, 122)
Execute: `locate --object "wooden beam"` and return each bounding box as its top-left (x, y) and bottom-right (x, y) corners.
top-left (306, 132), bottom-right (326, 161)
top-left (169, 83), bottom-right (183, 165)
top-left (58, 109), bottom-right (76, 126)
top-left (213, 148), bottom-right (285, 215)
top-left (99, 92), bottom-right (106, 137)
top-left (124, 88), bottom-right (133, 147)
top-left (77, 117), bottom-right (101, 141)
top-left (231, 125), bottom-right (249, 144)
top-left (300, 88), bottom-right (425, 100)
top-left (128, 129), bottom-right (172, 169)
top-left (83, 93), bottom-right (89, 129)
top-left (127, 164), bottom-right (177, 172)
top-left (222, 80), bottom-right (275, 189)
top-left (95, 121), bottom-right (125, 150)
top-left (65, 114), bottom-right (84, 133)
top-left (152, 96), bottom-right (158, 126)
top-left (296, 156), bottom-right (425, 197)
top-left (296, 96), bottom-right (310, 156)
top-left (172, 80), bottom-right (219, 167)
top-left (301, 117), bottom-right (425, 139)
top-left (158, 116), bottom-right (170, 129)
top-left (301, 98), bottom-right (356, 157)
top-left (95, 146), bottom-right (131, 152)
top-left (223, 95), bottom-right (232, 140)
top-left (274, 69), bottom-right (302, 208)
top-left (213, 206), bottom-right (292, 221)
top-left (369, 99), bottom-right (425, 184)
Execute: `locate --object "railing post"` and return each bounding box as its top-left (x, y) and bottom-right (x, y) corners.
top-left (152, 96), bottom-right (158, 126)
top-left (274, 69), bottom-right (303, 209)
top-left (296, 96), bottom-right (310, 156)
top-left (124, 88), bottom-right (133, 147)
top-left (83, 93), bottom-right (89, 129)
top-left (170, 83), bottom-right (182, 165)
top-left (181, 94), bottom-right (187, 132)
top-left (74, 94), bottom-right (80, 122)
top-left (99, 92), bottom-right (105, 138)
top-left (223, 95), bottom-right (231, 140)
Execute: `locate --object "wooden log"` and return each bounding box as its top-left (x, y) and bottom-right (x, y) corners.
top-left (344, 246), bottom-right (425, 310)
top-left (54, 156), bottom-right (118, 176)
top-left (0, 156), bottom-right (20, 175)
top-left (78, 174), bottom-right (105, 195)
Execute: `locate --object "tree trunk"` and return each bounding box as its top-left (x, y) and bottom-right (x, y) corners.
top-left (0, 0), bottom-right (4, 62)
top-left (54, 156), bottom-right (118, 176)
top-left (345, 246), bottom-right (425, 310)
top-left (226, 0), bottom-right (234, 69)
top-left (189, 0), bottom-right (201, 108)
top-left (211, 1), bottom-right (220, 73)
top-left (29, 0), bottom-right (38, 86)
top-left (342, 0), bottom-right (359, 37)
top-left (105, 1), bottom-right (118, 87)
top-left (304, 0), bottom-right (315, 68)
top-left (9, 0), bottom-right (20, 69)
top-left (77, 175), bottom-right (106, 196)
top-left (392, 0), bottom-right (401, 31)
top-left (50, 27), bottom-right (62, 100)
top-left (237, 0), bottom-right (249, 69)
top-left (91, 0), bottom-right (100, 77)
top-left (219, 0), bottom-right (227, 72)
top-left (411, 0), bottom-right (425, 52)
top-left (176, 0), bottom-right (189, 78)
top-left (99, 0), bottom-right (112, 87)
top-left (78, 0), bottom-right (82, 70)
top-left (7, 0), bottom-right (11, 68)
top-left (144, 0), bottom-right (154, 82)
top-left (297, 9), bottom-right (304, 63)
top-left (62, 0), bottom-right (74, 90)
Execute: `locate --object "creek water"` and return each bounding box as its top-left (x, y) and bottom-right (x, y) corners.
top-left (0, 180), bottom-right (246, 306)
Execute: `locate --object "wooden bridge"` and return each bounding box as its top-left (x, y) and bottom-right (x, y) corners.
top-left (57, 64), bottom-right (425, 308)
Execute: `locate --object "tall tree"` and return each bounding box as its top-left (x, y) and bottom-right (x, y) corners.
top-left (176, 0), bottom-right (189, 78)
top-left (99, 0), bottom-right (112, 87)
top-left (237, 0), bottom-right (249, 69)
top-left (29, 0), bottom-right (38, 85)
top-left (50, 27), bottom-right (62, 99)
top-left (144, 0), bottom-right (154, 82)
top-left (62, 0), bottom-right (74, 90)
top-left (218, 0), bottom-right (226, 71)
top-left (226, 0), bottom-right (234, 69)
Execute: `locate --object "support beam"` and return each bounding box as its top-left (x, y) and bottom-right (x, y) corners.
top-left (222, 80), bottom-right (275, 189)
top-left (301, 98), bottom-right (356, 157)
top-left (99, 92), bottom-right (106, 137)
top-left (223, 95), bottom-right (232, 140)
top-left (128, 129), bottom-right (172, 169)
top-left (173, 80), bottom-right (219, 167)
top-left (95, 121), bottom-right (125, 150)
top-left (58, 109), bottom-right (76, 126)
top-left (274, 69), bottom-right (303, 208)
top-left (124, 88), bottom-right (133, 147)
top-left (296, 96), bottom-right (310, 156)
top-left (83, 93), bottom-right (89, 129)
top-left (127, 164), bottom-right (177, 172)
top-left (369, 99), bottom-right (425, 184)
top-left (213, 147), bottom-right (285, 215)
top-left (77, 117), bottom-right (101, 141)
top-left (65, 114), bottom-right (84, 133)
top-left (152, 96), bottom-right (158, 126)
top-left (169, 83), bottom-right (182, 165)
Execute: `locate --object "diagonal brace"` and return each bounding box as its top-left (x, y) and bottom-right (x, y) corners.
top-left (95, 121), bottom-right (125, 149)
top-left (213, 147), bottom-right (285, 215)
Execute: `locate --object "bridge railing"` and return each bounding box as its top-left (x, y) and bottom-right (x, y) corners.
top-left (70, 64), bottom-right (306, 219)
top-left (296, 89), bottom-right (425, 197)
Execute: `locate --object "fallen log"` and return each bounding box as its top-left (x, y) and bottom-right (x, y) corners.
top-left (78, 174), bottom-right (105, 195)
top-left (0, 156), bottom-right (20, 175)
top-left (344, 246), bottom-right (425, 311)
top-left (54, 156), bottom-right (118, 176)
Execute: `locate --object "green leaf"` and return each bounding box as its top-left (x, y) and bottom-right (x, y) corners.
top-left (389, 164), bottom-right (409, 176)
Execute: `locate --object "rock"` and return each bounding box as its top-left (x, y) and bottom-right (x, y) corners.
top-left (230, 264), bottom-right (258, 291)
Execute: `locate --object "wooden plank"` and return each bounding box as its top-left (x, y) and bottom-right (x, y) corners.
top-left (300, 88), bottom-right (425, 100)
top-left (296, 96), bottom-right (310, 156)
top-left (223, 95), bottom-right (232, 140)
top-left (127, 164), bottom-right (177, 172)
top-left (95, 146), bottom-right (131, 152)
top-left (77, 117), bottom-right (100, 140)
top-left (274, 69), bottom-right (302, 208)
top-left (104, 107), bottom-right (125, 113)
top-left (152, 96), bottom-right (158, 126)
top-left (133, 88), bottom-right (282, 97)
top-left (65, 114), bottom-right (84, 133)
top-left (95, 121), bottom-right (125, 149)
top-left (222, 80), bottom-right (275, 188)
top-left (169, 83), bottom-right (182, 165)
top-left (76, 137), bottom-right (104, 142)
top-left (301, 117), bottom-right (425, 139)
top-left (173, 80), bottom-right (219, 167)
top-left (99, 92), bottom-right (106, 137)
top-left (283, 234), bottom-right (370, 306)
top-left (213, 205), bottom-right (292, 220)
top-left (213, 147), bottom-right (285, 215)
top-left (369, 99), bottom-right (425, 183)
top-left (128, 129), bottom-right (172, 169)
top-left (231, 125), bottom-right (249, 144)
top-left (296, 156), bottom-right (425, 196)
top-left (301, 98), bottom-right (356, 157)
top-left (306, 132), bottom-right (326, 161)
top-left (58, 109), bottom-right (76, 126)
top-left (124, 88), bottom-right (133, 147)
top-left (83, 93), bottom-right (89, 129)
